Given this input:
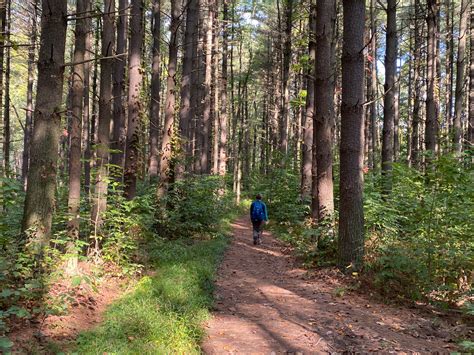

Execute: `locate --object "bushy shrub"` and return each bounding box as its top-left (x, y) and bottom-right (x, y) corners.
top-left (155, 175), bottom-right (234, 239)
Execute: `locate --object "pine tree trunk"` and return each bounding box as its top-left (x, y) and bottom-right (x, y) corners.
top-left (302, 0), bottom-right (315, 199)
top-left (280, 0), bottom-right (293, 155)
top-left (3, 0), bottom-right (10, 177)
top-left (91, 0), bottom-right (115, 238)
top-left (124, 0), bottom-right (144, 199)
top-left (22, 0), bottom-right (38, 188)
top-left (411, 0), bottom-right (422, 168)
top-left (425, 0), bottom-right (439, 154)
top-left (158, 0), bottom-right (180, 197)
top-left (148, 0), bottom-right (161, 178)
top-left (200, 0), bottom-right (214, 174)
top-left (369, 0), bottom-right (378, 170)
top-left (0, 2), bottom-right (5, 177)
top-left (82, 4), bottom-right (92, 198)
top-left (339, 0), bottom-right (365, 272)
top-left (110, 0), bottom-right (128, 177)
top-left (314, 0), bottom-right (336, 222)
top-left (469, 2), bottom-right (474, 147)
top-left (177, 0), bottom-right (199, 178)
top-left (67, 0), bottom-right (89, 243)
top-left (218, 0), bottom-right (228, 177)
top-left (453, 0), bottom-right (469, 155)
top-left (381, 0), bottom-right (398, 193)
top-left (22, 0), bottom-right (68, 245)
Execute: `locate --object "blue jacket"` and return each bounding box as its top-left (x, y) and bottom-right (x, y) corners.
top-left (250, 200), bottom-right (269, 221)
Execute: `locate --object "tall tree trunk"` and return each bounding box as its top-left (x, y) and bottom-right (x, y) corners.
top-left (0, 2), bottom-right (5, 176)
top-left (148, 0), bottom-right (161, 178)
top-left (445, 0), bottom-right (454, 141)
top-left (22, 0), bottom-right (38, 188)
top-left (22, 0), bottom-right (68, 245)
top-left (280, 0), bottom-right (293, 155)
top-left (454, 0), bottom-right (469, 155)
top-left (339, 0), bottom-right (365, 272)
top-left (200, 0), bottom-right (214, 174)
top-left (469, 2), bottom-right (474, 147)
top-left (218, 0), bottom-right (228, 177)
top-left (91, 0), bottom-right (115, 238)
top-left (177, 0), bottom-right (198, 178)
top-left (82, 4), bottom-right (92, 197)
top-left (425, 0), bottom-right (439, 155)
top-left (314, 0), bottom-right (336, 222)
top-left (124, 0), bottom-right (144, 199)
top-left (302, 0), bottom-right (315, 199)
top-left (110, 0), bottom-right (128, 178)
top-left (158, 0), bottom-right (180, 197)
top-left (369, 0), bottom-right (378, 170)
top-left (67, 0), bottom-right (89, 250)
top-left (381, 0), bottom-right (398, 193)
top-left (3, 0), bottom-right (10, 177)
top-left (212, 2), bottom-right (220, 175)
top-left (411, 0), bottom-right (422, 168)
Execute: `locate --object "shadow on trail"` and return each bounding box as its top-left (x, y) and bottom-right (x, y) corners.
top-left (202, 218), bottom-right (452, 353)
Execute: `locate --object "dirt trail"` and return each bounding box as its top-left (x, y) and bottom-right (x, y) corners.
top-left (202, 217), bottom-right (458, 353)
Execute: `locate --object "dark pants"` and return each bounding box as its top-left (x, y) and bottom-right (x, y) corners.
top-left (252, 220), bottom-right (263, 233)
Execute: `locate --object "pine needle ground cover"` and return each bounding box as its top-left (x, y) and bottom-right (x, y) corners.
top-left (76, 234), bottom-right (229, 353)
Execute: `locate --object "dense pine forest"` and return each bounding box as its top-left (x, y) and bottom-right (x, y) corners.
top-left (0, 0), bottom-right (473, 352)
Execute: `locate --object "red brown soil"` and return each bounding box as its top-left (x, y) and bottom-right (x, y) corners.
top-left (9, 264), bottom-right (126, 353)
top-left (202, 217), bottom-right (463, 353)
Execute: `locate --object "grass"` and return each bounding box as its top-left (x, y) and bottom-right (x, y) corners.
top-left (75, 233), bottom-right (230, 354)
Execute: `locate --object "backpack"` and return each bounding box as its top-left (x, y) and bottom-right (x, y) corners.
top-left (251, 201), bottom-right (265, 222)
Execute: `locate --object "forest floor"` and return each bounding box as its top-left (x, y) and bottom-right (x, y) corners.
top-left (202, 216), bottom-right (462, 353)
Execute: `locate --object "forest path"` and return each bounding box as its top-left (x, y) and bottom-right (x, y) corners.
top-left (201, 216), bottom-right (457, 353)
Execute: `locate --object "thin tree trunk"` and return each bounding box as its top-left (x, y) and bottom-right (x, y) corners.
top-left (22, 0), bottom-right (68, 245)
top-left (22, 0), bottom-right (38, 188)
top-left (370, 0), bottom-right (378, 170)
top-left (314, 0), bottom-right (336, 222)
top-left (381, 0), bottom-right (398, 193)
top-left (177, 0), bottom-right (198, 178)
top-left (454, 0), bottom-right (469, 155)
top-left (148, 0), bottom-right (161, 178)
top-left (158, 0), bottom-right (180, 197)
top-left (302, 0), bottom-right (315, 199)
top-left (411, 0), bottom-right (422, 168)
top-left (3, 0), bottom-right (10, 177)
top-left (91, 0), bottom-right (115, 239)
top-left (469, 2), bottom-right (474, 147)
top-left (110, 0), bottom-right (128, 178)
top-left (67, 0), bottom-right (89, 252)
top-left (82, 3), bottom-right (92, 197)
top-left (218, 0), bottom-right (228, 177)
top-left (425, 0), bottom-right (439, 154)
top-left (124, 0), bottom-right (144, 199)
top-left (200, 0), bottom-right (213, 174)
top-left (339, 0), bottom-right (365, 272)
top-left (280, 0), bottom-right (293, 155)
top-left (0, 2), bottom-right (5, 176)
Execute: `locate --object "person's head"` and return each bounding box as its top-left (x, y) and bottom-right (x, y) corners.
top-left (256, 194), bottom-right (262, 200)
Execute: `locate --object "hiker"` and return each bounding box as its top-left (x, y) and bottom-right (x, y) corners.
top-left (250, 194), bottom-right (269, 245)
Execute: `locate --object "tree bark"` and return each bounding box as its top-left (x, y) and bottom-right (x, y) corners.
top-left (453, 0), bottom-right (469, 155)
top-left (469, 3), bottom-right (474, 147)
top-left (3, 0), bottom-right (10, 177)
top-left (110, 0), bottom-right (128, 178)
top-left (218, 0), bottom-right (228, 177)
top-left (148, 0), bottom-right (161, 178)
top-left (22, 0), bottom-right (68, 245)
top-left (22, 0), bottom-right (38, 188)
top-left (381, 0), bottom-right (398, 193)
top-left (67, 0), bottom-right (89, 243)
top-left (200, 0), bottom-right (214, 174)
top-left (280, 0), bottom-right (293, 155)
top-left (177, 0), bottom-right (199, 178)
top-left (339, 0), bottom-right (365, 272)
top-left (425, 0), bottom-right (439, 155)
top-left (314, 0), bottom-right (336, 222)
top-left (158, 0), bottom-right (180, 197)
top-left (91, 0), bottom-right (115, 237)
top-left (124, 0), bottom-right (144, 199)
top-left (302, 0), bottom-right (315, 199)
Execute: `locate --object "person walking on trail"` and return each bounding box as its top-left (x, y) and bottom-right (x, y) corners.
top-left (250, 194), bottom-right (269, 245)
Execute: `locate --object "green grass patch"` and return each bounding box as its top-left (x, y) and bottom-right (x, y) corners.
top-left (75, 234), bottom-right (229, 354)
